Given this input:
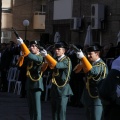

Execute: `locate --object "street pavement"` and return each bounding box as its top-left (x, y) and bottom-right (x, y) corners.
top-left (0, 92), bottom-right (86, 120)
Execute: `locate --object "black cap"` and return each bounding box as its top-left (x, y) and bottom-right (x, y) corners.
top-left (54, 41), bottom-right (68, 49)
top-left (86, 45), bottom-right (100, 52)
top-left (30, 40), bottom-right (40, 49)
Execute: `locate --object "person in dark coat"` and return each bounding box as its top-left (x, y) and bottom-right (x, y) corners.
top-left (98, 56), bottom-right (120, 120)
top-left (0, 43), bottom-right (8, 91)
top-left (1, 42), bottom-right (15, 91)
top-left (67, 45), bottom-right (84, 107)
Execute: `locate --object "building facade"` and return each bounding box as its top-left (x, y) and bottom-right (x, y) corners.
top-left (1, 0), bottom-right (48, 44)
top-left (1, 0), bottom-right (120, 47)
top-left (46, 0), bottom-right (120, 46)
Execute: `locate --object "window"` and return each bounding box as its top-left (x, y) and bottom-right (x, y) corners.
top-left (40, 5), bottom-right (46, 13)
top-left (1, 31), bottom-right (11, 43)
top-left (1, 31), bottom-right (11, 39)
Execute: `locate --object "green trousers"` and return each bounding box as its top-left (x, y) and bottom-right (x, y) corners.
top-left (85, 105), bottom-right (103, 120)
top-left (27, 89), bottom-right (42, 120)
top-left (51, 96), bottom-right (69, 120)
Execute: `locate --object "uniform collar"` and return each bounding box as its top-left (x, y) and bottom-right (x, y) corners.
top-left (92, 58), bottom-right (100, 65)
top-left (36, 52), bottom-right (40, 55)
top-left (58, 54), bottom-right (65, 61)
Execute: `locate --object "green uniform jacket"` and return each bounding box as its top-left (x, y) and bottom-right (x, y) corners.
top-left (81, 58), bottom-right (108, 106)
top-left (50, 56), bottom-right (73, 97)
top-left (25, 53), bottom-right (44, 91)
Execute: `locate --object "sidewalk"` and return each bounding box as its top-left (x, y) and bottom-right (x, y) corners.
top-left (0, 92), bottom-right (86, 120)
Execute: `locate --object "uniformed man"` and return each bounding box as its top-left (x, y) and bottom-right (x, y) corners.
top-left (41, 41), bottom-right (73, 120)
top-left (16, 38), bottom-right (47, 120)
top-left (75, 45), bottom-right (108, 120)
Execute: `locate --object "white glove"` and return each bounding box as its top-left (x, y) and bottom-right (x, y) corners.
top-left (116, 85), bottom-right (120, 97)
top-left (40, 49), bottom-right (47, 57)
top-left (17, 37), bottom-right (23, 45)
top-left (76, 49), bottom-right (84, 59)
